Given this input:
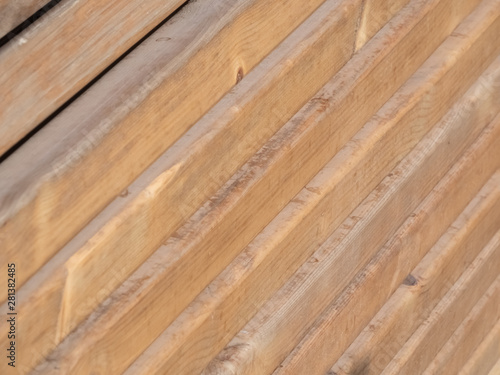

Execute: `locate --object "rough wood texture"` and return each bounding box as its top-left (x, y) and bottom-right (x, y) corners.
top-left (458, 318), bottom-right (500, 375)
top-left (381, 231), bottom-right (500, 375)
top-left (424, 277), bottom-right (500, 374)
top-left (488, 358), bottom-right (500, 375)
top-left (0, 0), bottom-right (186, 154)
top-left (203, 60), bottom-right (500, 375)
top-left (273, 114), bottom-right (500, 375)
top-left (23, 1), bottom-right (488, 374)
top-left (332, 162), bottom-right (500, 374)
top-left (0, 0), bottom-right (442, 372)
top-left (0, 0), bottom-right (49, 37)
top-left (125, 16), bottom-right (498, 373)
top-left (0, 0), bottom-right (330, 296)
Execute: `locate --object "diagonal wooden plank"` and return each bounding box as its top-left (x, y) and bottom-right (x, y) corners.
top-left (423, 270), bottom-right (500, 373)
top-left (458, 318), bottom-right (500, 375)
top-left (0, 0), bottom-right (334, 290)
top-left (332, 159), bottom-right (500, 375)
top-left (273, 117), bottom-right (500, 375)
top-left (0, 0), bottom-right (188, 154)
top-left (0, 0), bottom-right (413, 372)
top-left (0, 0), bottom-right (356, 299)
top-left (381, 228), bottom-right (500, 374)
top-left (125, 19), bottom-right (500, 375)
top-left (488, 358), bottom-right (500, 375)
top-left (12, 0), bottom-right (485, 373)
top-left (0, 0), bottom-right (50, 38)
top-left (203, 58), bottom-right (500, 375)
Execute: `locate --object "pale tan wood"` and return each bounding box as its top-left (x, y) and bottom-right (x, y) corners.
top-left (0, 0), bottom-right (331, 294)
top-left (0, 0), bottom-right (49, 37)
top-left (332, 164), bottom-right (500, 375)
top-left (204, 69), bottom-right (500, 375)
top-left (22, 1), bottom-right (485, 374)
top-left (459, 318), bottom-right (500, 375)
top-left (126, 19), bottom-right (500, 375)
top-left (0, 1), bottom-right (448, 373)
top-left (0, 0), bottom-right (186, 154)
top-left (488, 358), bottom-right (500, 375)
top-left (273, 118), bottom-right (500, 375)
top-left (354, 0), bottom-right (411, 50)
top-left (381, 233), bottom-right (500, 375)
top-left (424, 279), bottom-right (500, 374)
top-left (0, 1), bottom-right (408, 372)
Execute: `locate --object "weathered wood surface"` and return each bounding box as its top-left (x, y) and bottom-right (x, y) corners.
top-left (272, 114), bottom-right (500, 375)
top-left (203, 60), bottom-right (500, 375)
top-left (488, 358), bottom-right (500, 375)
top-left (0, 0), bottom-right (496, 373)
top-left (0, 1), bottom-right (409, 373)
top-left (0, 0), bottom-right (331, 297)
top-left (0, 0), bottom-right (445, 372)
top-left (0, 0), bottom-right (49, 38)
top-left (21, 1), bottom-right (488, 374)
top-left (423, 278), bottom-right (500, 374)
top-left (126, 17), bottom-right (500, 374)
top-left (458, 318), bottom-right (500, 375)
top-left (332, 162), bottom-right (500, 374)
top-left (0, 0), bottom-right (186, 154)
top-left (381, 232), bottom-right (500, 375)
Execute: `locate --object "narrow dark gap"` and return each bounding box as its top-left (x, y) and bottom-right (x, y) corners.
top-left (0, 0), bottom-right (63, 49)
top-left (0, 0), bottom-right (191, 164)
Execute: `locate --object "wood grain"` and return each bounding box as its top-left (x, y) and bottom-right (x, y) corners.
top-left (424, 276), bottom-right (500, 374)
top-left (0, 0), bottom-right (330, 295)
top-left (273, 116), bottom-right (500, 375)
top-left (332, 161), bottom-right (500, 375)
top-left (0, 0), bottom-right (448, 372)
top-left (458, 318), bottom-right (500, 375)
top-left (203, 58), bottom-right (500, 375)
top-left (0, 0), bottom-right (49, 37)
top-left (126, 16), bottom-right (500, 374)
top-left (488, 358), bottom-right (500, 375)
top-left (0, 0), bottom-right (186, 154)
top-left (381, 232), bottom-right (500, 374)
top-left (23, 0), bottom-right (486, 373)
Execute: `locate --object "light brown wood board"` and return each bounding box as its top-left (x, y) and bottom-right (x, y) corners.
top-left (458, 318), bottom-right (500, 375)
top-left (272, 116), bottom-right (500, 375)
top-left (0, 0), bottom-right (49, 38)
top-left (378, 224), bottom-right (500, 374)
top-left (423, 271), bottom-right (500, 373)
top-left (488, 358), bottom-right (500, 375)
top-left (8, 0), bottom-right (481, 373)
top-left (0, 0), bottom-right (334, 293)
top-left (203, 61), bottom-right (500, 375)
top-left (332, 164), bottom-right (500, 374)
top-left (0, 0), bottom-right (187, 154)
top-left (0, 0), bottom-right (446, 374)
top-left (124, 22), bottom-right (500, 375)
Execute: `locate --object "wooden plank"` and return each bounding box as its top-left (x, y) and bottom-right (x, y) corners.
top-left (0, 0), bottom-right (49, 38)
top-left (0, 0), bottom-right (419, 372)
top-left (204, 81), bottom-right (500, 375)
top-left (458, 318), bottom-right (500, 375)
top-left (0, 0), bottom-right (186, 154)
top-left (354, 0), bottom-right (411, 50)
top-left (332, 161), bottom-right (500, 375)
top-left (24, 1), bottom-right (491, 374)
top-left (0, 0), bottom-right (356, 299)
top-left (0, 0), bottom-right (333, 291)
top-left (125, 19), bottom-right (500, 375)
top-left (488, 358), bottom-right (500, 375)
top-left (424, 278), bottom-right (500, 373)
top-left (272, 118), bottom-right (500, 374)
top-left (381, 233), bottom-right (500, 374)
